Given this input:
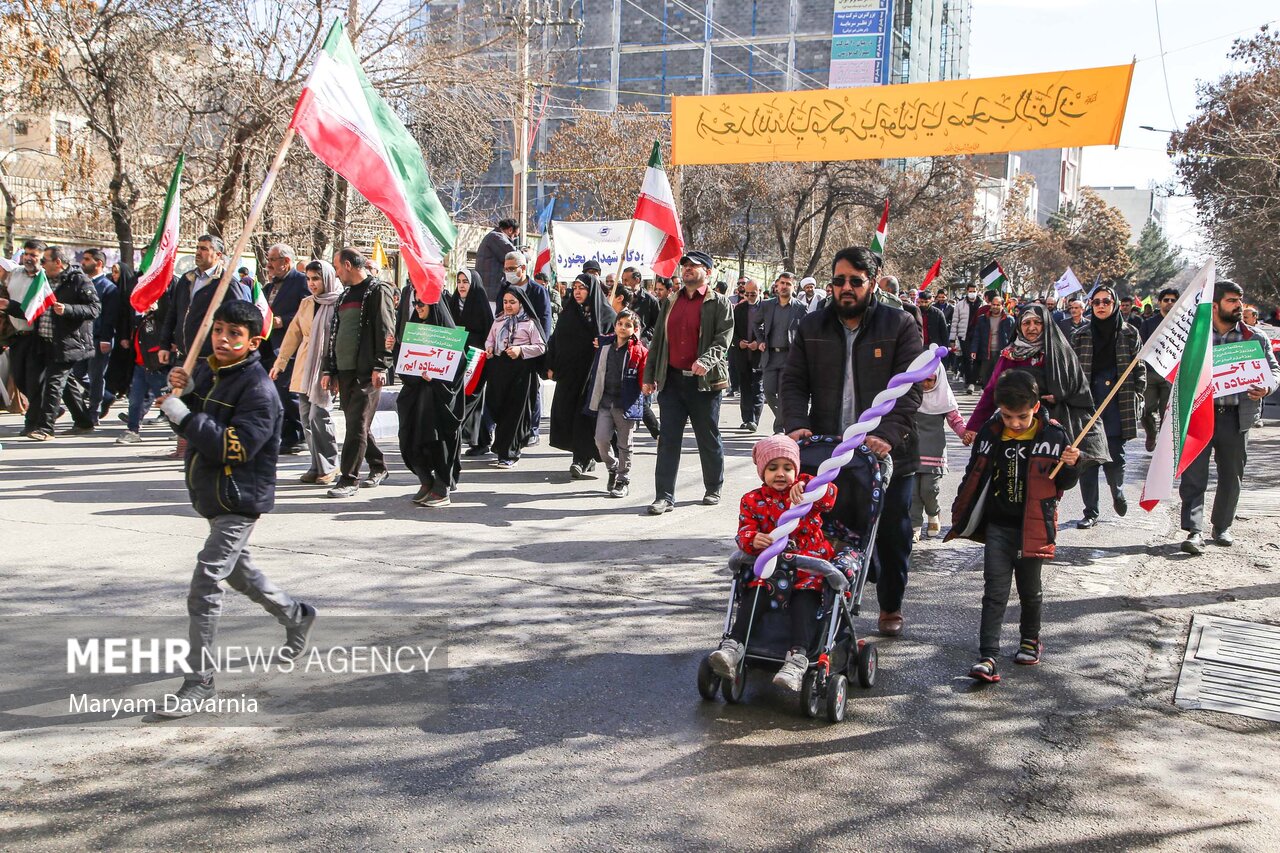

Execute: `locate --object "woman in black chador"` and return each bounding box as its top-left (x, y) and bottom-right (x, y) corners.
top-left (396, 295), bottom-right (464, 507)
top-left (546, 273), bottom-right (616, 479)
top-left (445, 269), bottom-right (495, 456)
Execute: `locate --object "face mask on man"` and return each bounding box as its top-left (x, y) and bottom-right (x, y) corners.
top-left (505, 270), bottom-right (522, 285)
top-left (966, 291), bottom-right (978, 301)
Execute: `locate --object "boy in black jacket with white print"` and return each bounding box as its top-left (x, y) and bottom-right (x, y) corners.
top-left (152, 300), bottom-right (316, 718)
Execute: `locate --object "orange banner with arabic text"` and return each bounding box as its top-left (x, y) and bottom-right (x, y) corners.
top-left (670, 64), bottom-right (1134, 165)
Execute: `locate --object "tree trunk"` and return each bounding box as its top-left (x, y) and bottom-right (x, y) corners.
top-left (312, 171), bottom-right (335, 260)
top-left (0, 176), bottom-right (14, 258)
top-left (108, 153), bottom-right (136, 264)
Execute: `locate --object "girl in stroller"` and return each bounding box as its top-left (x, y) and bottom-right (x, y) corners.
top-left (708, 435), bottom-right (838, 692)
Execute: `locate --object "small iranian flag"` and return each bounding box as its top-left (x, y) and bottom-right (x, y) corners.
top-left (630, 141), bottom-right (684, 278)
top-left (291, 21), bottom-right (456, 304)
top-left (1139, 260), bottom-right (1217, 511)
top-left (981, 260), bottom-right (1008, 293)
top-left (870, 198), bottom-right (889, 254)
top-left (11, 268), bottom-right (56, 323)
top-left (131, 155), bottom-right (185, 312)
top-left (251, 280), bottom-right (274, 338)
top-left (534, 228), bottom-right (554, 284)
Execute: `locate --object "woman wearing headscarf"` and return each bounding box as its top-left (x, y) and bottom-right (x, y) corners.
top-left (1070, 285), bottom-right (1145, 528)
top-left (964, 303), bottom-right (1108, 470)
top-left (484, 286), bottom-right (547, 469)
top-left (546, 273), bottom-right (616, 478)
top-left (446, 269), bottom-right (495, 456)
top-left (271, 260), bottom-right (342, 483)
top-left (396, 296), bottom-right (464, 507)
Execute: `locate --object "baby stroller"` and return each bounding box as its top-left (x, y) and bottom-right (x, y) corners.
top-left (697, 442), bottom-right (892, 723)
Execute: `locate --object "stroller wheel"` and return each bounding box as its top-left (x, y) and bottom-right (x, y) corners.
top-left (800, 670), bottom-right (822, 718)
top-left (722, 669), bottom-right (747, 704)
top-left (825, 674), bottom-right (849, 723)
top-left (856, 643), bottom-right (878, 689)
top-left (697, 656), bottom-right (721, 701)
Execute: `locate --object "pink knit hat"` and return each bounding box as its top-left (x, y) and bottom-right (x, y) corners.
top-left (752, 434), bottom-right (801, 481)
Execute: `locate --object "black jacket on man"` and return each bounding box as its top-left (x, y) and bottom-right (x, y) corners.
top-left (45, 265), bottom-right (101, 363)
top-left (921, 304), bottom-right (949, 350)
top-left (161, 267), bottom-right (250, 359)
top-left (629, 286), bottom-right (661, 343)
top-left (780, 296), bottom-right (924, 476)
top-left (171, 351), bottom-right (282, 519)
top-left (732, 298), bottom-right (760, 369)
top-left (476, 228), bottom-right (516, 304)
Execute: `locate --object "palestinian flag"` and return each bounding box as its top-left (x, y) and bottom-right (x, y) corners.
top-left (981, 260), bottom-right (1008, 293)
top-left (251, 279), bottom-right (274, 338)
top-left (630, 141), bottom-right (683, 278)
top-left (870, 198), bottom-right (889, 255)
top-left (11, 268), bottom-right (55, 323)
top-left (1139, 261), bottom-right (1216, 511)
top-left (290, 21), bottom-right (456, 304)
top-left (130, 154), bottom-right (184, 312)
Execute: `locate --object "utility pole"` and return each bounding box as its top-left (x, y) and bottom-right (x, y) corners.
top-left (504, 0), bottom-right (581, 247)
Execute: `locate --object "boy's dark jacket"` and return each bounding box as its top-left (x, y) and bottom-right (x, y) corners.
top-left (944, 408), bottom-right (1080, 559)
top-left (582, 334), bottom-right (648, 420)
top-left (171, 351), bottom-right (283, 518)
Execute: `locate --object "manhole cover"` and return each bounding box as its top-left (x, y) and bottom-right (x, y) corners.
top-left (1175, 614), bottom-right (1280, 722)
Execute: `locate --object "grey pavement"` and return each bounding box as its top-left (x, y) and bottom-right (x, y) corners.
top-left (1, 383), bottom-right (1279, 850)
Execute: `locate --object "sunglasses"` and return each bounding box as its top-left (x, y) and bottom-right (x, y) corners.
top-left (1160, 297), bottom-right (1176, 303)
top-left (1092, 298), bottom-right (1114, 306)
top-left (831, 275), bottom-right (870, 289)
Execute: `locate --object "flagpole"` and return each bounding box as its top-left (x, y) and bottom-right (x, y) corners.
top-left (178, 127), bottom-right (298, 378)
top-left (1048, 349), bottom-right (1146, 478)
top-left (610, 217), bottom-right (638, 301)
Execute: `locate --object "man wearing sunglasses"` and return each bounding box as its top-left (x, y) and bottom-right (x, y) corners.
top-left (1139, 287), bottom-right (1180, 450)
top-left (780, 246), bottom-right (924, 637)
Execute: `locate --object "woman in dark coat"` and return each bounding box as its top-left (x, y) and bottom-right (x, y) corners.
top-left (546, 273), bottom-right (616, 479)
top-left (965, 303), bottom-right (1108, 476)
top-left (396, 296), bottom-right (465, 507)
top-left (105, 265), bottom-right (140, 400)
top-left (1071, 285), bottom-right (1145, 528)
top-left (445, 269), bottom-right (495, 455)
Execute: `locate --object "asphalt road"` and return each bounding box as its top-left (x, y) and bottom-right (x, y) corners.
top-left (2, 383), bottom-right (1279, 851)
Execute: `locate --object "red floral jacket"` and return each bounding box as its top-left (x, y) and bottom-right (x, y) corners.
top-left (736, 473), bottom-right (838, 591)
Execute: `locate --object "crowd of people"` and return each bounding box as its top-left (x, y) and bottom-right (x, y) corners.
top-left (2, 220), bottom-right (1279, 706)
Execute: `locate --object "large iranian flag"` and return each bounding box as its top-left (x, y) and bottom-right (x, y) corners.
top-left (630, 141), bottom-right (683, 278)
top-left (1139, 260), bottom-right (1216, 511)
top-left (131, 154), bottom-right (184, 312)
top-left (290, 21), bottom-right (456, 304)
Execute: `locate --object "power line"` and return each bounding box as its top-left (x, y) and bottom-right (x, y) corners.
top-left (1135, 17), bottom-right (1279, 62)
top-left (1151, 0), bottom-right (1181, 132)
top-left (662, 0), bottom-right (832, 92)
top-left (616, 0), bottom-right (778, 94)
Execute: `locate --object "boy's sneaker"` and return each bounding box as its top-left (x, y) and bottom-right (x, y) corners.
top-left (280, 603), bottom-right (317, 661)
top-left (609, 478), bottom-right (630, 499)
top-left (151, 677), bottom-right (217, 719)
top-left (708, 639), bottom-right (745, 680)
top-left (115, 431), bottom-right (142, 445)
top-left (1014, 638), bottom-right (1043, 665)
top-left (968, 657), bottom-right (1000, 683)
top-left (772, 651), bottom-right (809, 692)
